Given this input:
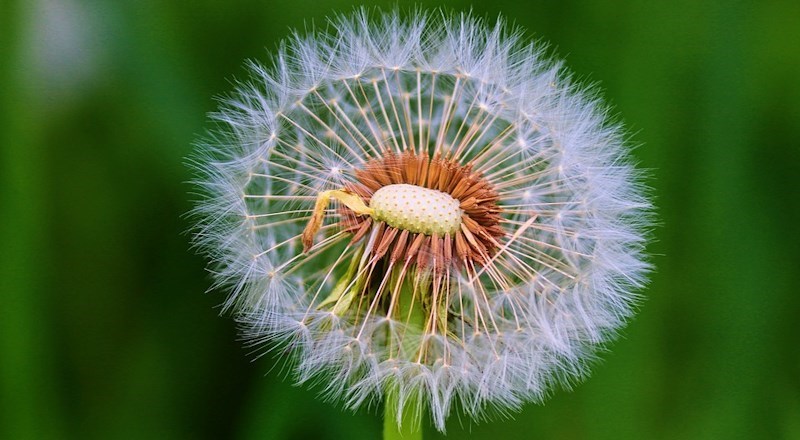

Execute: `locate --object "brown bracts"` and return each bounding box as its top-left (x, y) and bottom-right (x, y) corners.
top-left (306, 150), bottom-right (506, 272)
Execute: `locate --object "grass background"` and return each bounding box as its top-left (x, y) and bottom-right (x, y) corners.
top-left (1, 0), bottom-right (798, 438)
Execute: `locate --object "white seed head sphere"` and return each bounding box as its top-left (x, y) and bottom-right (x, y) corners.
top-left (191, 8), bottom-right (651, 432)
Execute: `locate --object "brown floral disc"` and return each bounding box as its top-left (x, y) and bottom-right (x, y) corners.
top-left (337, 150), bottom-right (505, 271)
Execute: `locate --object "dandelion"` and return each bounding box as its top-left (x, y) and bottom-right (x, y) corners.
top-left (191, 9), bottom-right (650, 436)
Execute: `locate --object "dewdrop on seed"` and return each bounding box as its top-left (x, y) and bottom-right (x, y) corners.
top-left (191, 8), bottom-right (651, 433)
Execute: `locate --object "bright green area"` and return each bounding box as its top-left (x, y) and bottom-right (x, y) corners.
top-left (1, 0), bottom-right (798, 439)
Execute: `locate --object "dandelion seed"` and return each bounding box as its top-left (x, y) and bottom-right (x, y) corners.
top-left (191, 9), bottom-right (651, 434)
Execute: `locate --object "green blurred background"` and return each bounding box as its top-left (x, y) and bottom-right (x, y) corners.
top-left (2, 0), bottom-right (798, 438)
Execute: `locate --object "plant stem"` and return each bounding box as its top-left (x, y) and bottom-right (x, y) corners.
top-left (383, 267), bottom-right (425, 440)
top-left (0, 2), bottom-right (61, 438)
top-left (383, 392), bottom-right (422, 440)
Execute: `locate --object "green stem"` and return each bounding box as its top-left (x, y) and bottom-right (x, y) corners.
top-left (383, 267), bottom-right (425, 440)
top-left (384, 392), bottom-right (422, 440)
top-left (0, 1), bottom-right (61, 438)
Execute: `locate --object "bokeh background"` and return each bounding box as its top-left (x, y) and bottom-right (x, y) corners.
top-left (2, 0), bottom-right (799, 438)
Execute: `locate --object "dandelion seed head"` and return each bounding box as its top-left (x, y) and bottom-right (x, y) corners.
top-left (190, 8), bottom-right (651, 431)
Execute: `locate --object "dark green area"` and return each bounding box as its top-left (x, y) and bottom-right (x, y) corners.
top-left (2, 0), bottom-right (798, 438)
